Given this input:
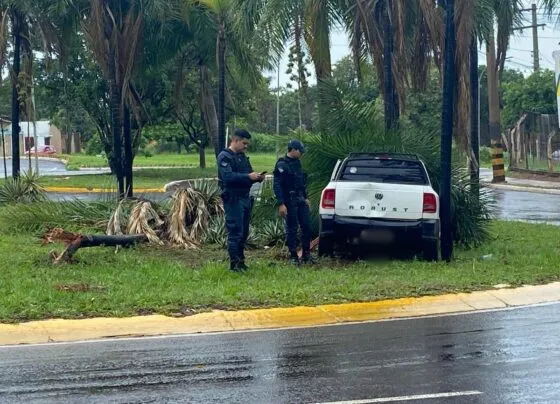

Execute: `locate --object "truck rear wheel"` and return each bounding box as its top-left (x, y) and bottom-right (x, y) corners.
top-left (422, 240), bottom-right (439, 262)
top-left (318, 235), bottom-right (334, 257)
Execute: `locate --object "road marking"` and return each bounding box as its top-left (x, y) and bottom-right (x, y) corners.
top-left (313, 391), bottom-right (483, 403)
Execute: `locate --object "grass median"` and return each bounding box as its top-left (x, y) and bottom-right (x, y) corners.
top-left (1, 220), bottom-right (560, 323)
top-left (40, 152), bottom-right (277, 190)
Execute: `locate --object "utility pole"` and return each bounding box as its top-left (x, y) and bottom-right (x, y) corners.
top-left (276, 64), bottom-right (280, 159)
top-left (470, 35), bottom-right (480, 197)
top-left (440, 0), bottom-right (456, 262)
top-left (514, 4), bottom-right (546, 72)
top-left (276, 64), bottom-right (280, 137)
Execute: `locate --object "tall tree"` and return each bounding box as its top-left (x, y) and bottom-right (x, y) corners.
top-left (237, 0), bottom-right (343, 132)
top-left (80, 0), bottom-right (183, 197)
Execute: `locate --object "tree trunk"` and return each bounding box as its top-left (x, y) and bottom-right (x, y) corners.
top-left (382, 0), bottom-right (399, 131)
top-left (294, 12), bottom-right (306, 130)
top-left (199, 65), bottom-right (219, 156)
top-left (305, 5), bottom-right (332, 134)
top-left (440, 0), bottom-right (456, 262)
top-left (217, 23), bottom-right (226, 154)
top-left (109, 45), bottom-right (124, 198)
top-left (51, 233), bottom-right (148, 264)
top-left (11, 11), bottom-right (22, 179)
top-left (469, 35), bottom-right (479, 196)
top-left (123, 104), bottom-right (133, 198)
top-left (199, 143), bottom-right (206, 169)
top-left (486, 34), bottom-right (501, 146)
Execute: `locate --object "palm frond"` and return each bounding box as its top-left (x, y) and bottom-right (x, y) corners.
top-left (127, 200), bottom-right (164, 244)
top-left (107, 199), bottom-right (127, 236)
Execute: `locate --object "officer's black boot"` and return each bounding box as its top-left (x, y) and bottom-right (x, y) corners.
top-left (302, 253), bottom-right (317, 265)
top-left (289, 254), bottom-right (300, 267)
top-left (230, 260), bottom-right (243, 273)
top-left (238, 260), bottom-right (249, 271)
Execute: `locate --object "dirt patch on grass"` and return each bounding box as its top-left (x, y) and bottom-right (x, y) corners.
top-left (55, 283), bottom-right (107, 293)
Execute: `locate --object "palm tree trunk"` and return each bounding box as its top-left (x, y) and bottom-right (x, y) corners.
top-left (217, 23), bottom-right (226, 154)
top-left (470, 35), bottom-right (479, 196)
top-left (486, 33), bottom-right (501, 145)
top-left (294, 12), bottom-right (309, 130)
top-left (123, 104), bottom-right (133, 198)
top-left (199, 65), bottom-right (219, 157)
top-left (11, 11), bottom-right (22, 179)
top-left (109, 46), bottom-right (124, 198)
top-left (305, 6), bottom-right (332, 134)
top-left (382, 0), bottom-right (399, 131)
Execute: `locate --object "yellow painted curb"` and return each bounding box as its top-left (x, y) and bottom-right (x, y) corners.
top-left (1, 282), bottom-right (559, 346)
top-left (44, 186), bottom-right (165, 193)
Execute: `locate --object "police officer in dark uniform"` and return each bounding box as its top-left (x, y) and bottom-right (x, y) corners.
top-left (217, 129), bottom-right (265, 272)
top-left (273, 139), bottom-right (315, 266)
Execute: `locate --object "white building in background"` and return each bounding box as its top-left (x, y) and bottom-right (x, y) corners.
top-left (0, 120), bottom-right (80, 157)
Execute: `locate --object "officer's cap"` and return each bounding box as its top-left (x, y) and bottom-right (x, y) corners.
top-left (288, 139), bottom-right (306, 153)
top-left (234, 128), bottom-right (252, 140)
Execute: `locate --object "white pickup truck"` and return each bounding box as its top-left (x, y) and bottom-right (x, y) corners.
top-left (318, 153), bottom-right (440, 261)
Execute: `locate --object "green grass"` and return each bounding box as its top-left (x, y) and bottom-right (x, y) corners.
top-left (1, 220), bottom-right (560, 323)
top-left (39, 168), bottom-right (219, 189)
top-left (39, 152), bottom-right (278, 189)
top-left (61, 151), bottom-right (278, 170)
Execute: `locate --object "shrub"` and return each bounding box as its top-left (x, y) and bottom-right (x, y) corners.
top-left (85, 135), bottom-right (104, 156)
top-left (247, 132), bottom-right (282, 153)
top-left (0, 172), bottom-right (46, 205)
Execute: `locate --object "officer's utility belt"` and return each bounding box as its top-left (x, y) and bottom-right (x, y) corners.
top-left (286, 190), bottom-right (306, 202)
top-left (222, 190), bottom-right (250, 202)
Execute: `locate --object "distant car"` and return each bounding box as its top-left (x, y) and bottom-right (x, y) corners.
top-left (29, 145), bottom-right (57, 154)
top-left (318, 152), bottom-right (440, 260)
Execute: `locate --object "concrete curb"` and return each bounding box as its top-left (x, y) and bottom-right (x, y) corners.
top-left (1, 282), bottom-right (559, 346)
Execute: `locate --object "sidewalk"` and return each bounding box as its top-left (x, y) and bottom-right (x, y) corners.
top-left (481, 168), bottom-right (560, 194)
top-left (1, 282), bottom-right (559, 346)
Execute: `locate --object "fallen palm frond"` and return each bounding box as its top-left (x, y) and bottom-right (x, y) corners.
top-left (44, 186), bottom-right (227, 262)
top-left (127, 201), bottom-right (164, 244)
top-left (106, 199), bottom-right (126, 236)
top-left (166, 189), bottom-right (203, 249)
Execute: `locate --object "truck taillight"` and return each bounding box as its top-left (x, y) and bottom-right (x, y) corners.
top-left (423, 193), bottom-right (437, 213)
top-left (322, 189), bottom-right (336, 209)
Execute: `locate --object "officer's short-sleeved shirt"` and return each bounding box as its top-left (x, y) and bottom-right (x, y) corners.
top-left (217, 148), bottom-right (254, 194)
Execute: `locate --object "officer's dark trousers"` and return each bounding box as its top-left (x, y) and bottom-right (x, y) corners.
top-left (285, 201), bottom-right (312, 258)
top-left (224, 196), bottom-right (252, 263)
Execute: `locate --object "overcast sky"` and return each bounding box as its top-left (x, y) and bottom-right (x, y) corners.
top-left (269, 1), bottom-right (560, 88)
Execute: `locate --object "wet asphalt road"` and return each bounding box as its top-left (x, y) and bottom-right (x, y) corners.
top-left (0, 303), bottom-right (559, 403)
top-left (1, 159), bottom-right (105, 177)
top-left (492, 189), bottom-right (560, 224)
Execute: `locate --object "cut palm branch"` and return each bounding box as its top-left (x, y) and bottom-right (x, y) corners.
top-left (42, 228), bottom-right (149, 264)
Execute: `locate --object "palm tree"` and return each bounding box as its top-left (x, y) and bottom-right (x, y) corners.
top-left (195, 0), bottom-right (232, 154)
top-left (79, 0), bottom-right (183, 197)
top-left (193, 0), bottom-right (270, 155)
top-left (236, 0), bottom-right (343, 132)
top-left (0, 1), bottom-right (67, 178)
